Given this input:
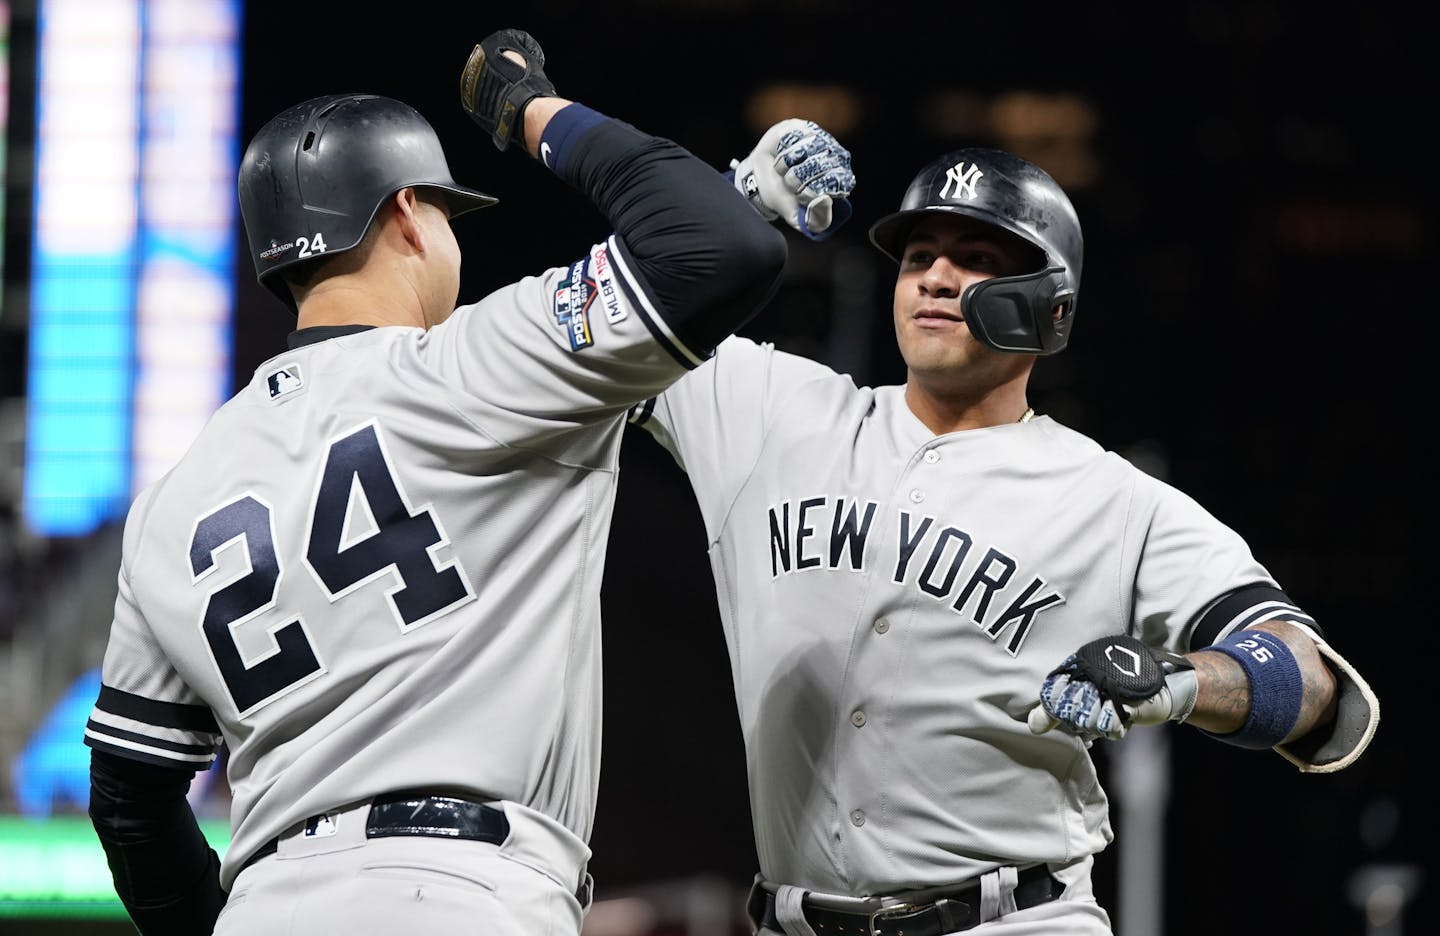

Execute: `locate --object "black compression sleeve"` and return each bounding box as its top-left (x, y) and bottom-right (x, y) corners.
top-left (89, 749), bottom-right (227, 935)
top-left (541, 105), bottom-right (786, 356)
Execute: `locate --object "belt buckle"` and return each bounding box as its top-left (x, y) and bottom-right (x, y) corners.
top-left (866, 900), bottom-right (920, 936)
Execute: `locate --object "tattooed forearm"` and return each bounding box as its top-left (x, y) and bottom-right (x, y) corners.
top-left (1185, 649), bottom-right (1251, 734)
top-left (1182, 619), bottom-right (1339, 741)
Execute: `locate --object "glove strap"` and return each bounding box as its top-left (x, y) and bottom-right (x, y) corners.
top-left (1163, 668), bottom-right (1199, 723)
top-left (800, 197), bottom-right (852, 242)
top-left (728, 160), bottom-right (779, 221)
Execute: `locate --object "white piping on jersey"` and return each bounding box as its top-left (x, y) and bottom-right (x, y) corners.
top-left (84, 727), bottom-right (217, 766)
top-left (1214, 600), bottom-right (1316, 642)
top-left (604, 234), bottom-right (705, 368)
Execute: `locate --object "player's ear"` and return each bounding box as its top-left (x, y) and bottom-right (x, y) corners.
top-left (389, 187), bottom-right (428, 252)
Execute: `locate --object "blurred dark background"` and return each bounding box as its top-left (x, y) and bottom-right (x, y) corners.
top-left (1, 0), bottom-right (1429, 934)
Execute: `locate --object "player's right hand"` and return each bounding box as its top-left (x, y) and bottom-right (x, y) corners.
top-left (729, 119), bottom-right (855, 241)
top-left (460, 28), bottom-right (557, 152)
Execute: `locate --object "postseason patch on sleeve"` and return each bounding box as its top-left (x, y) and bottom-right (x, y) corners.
top-left (553, 258), bottom-right (597, 351)
top-left (552, 245), bottom-right (628, 353)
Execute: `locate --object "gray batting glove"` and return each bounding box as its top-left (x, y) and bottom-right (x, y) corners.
top-left (1026, 635), bottom-right (1198, 743)
top-left (730, 118), bottom-right (855, 241)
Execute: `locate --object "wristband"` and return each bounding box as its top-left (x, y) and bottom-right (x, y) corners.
top-left (536, 103), bottom-right (606, 174)
top-left (1201, 629), bottom-right (1303, 749)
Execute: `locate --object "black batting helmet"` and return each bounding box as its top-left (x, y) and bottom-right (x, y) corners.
top-left (868, 148), bottom-right (1083, 354)
top-left (238, 93), bottom-right (498, 313)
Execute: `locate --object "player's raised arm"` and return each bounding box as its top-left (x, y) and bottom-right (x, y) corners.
top-left (623, 115), bottom-right (857, 462)
top-left (459, 27), bottom-right (787, 359)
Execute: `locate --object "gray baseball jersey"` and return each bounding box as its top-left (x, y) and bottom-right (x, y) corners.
top-left (631, 336), bottom-right (1314, 896)
top-left (84, 236), bottom-right (695, 892)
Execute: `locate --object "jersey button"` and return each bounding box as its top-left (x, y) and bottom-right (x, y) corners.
top-left (873, 618), bottom-right (890, 634)
top-left (850, 709), bottom-right (867, 727)
top-left (909, 489), bottom-right (925, 503)
top-left (923, 449), bottom-right (940, 464)
top-left (850, 809), bottom-right (866, 826)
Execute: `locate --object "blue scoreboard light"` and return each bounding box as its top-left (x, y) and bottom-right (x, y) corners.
top-left (23, 0), bottom-right (242, 537)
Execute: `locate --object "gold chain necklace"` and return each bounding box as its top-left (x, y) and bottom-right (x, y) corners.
top-left (1019, 407), bottom-right (1035, 423)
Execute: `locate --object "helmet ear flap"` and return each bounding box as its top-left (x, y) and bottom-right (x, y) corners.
top-left (962, 269), bottom-right (1076, 355)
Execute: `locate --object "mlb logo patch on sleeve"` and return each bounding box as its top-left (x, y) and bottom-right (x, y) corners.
top-left (266, 364), bottom-right (304, 399)
top-left (591, 244), bottom-right (627, 325)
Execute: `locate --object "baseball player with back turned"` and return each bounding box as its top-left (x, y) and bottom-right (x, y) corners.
top-left (79, 27), bottom-right (814, 935)
top-left (629, 138), bottom-right (1381, 933)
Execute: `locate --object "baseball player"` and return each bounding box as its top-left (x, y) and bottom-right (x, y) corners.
top-left (628, 143), bottom-right (1380, 934)
top-left (80, 27), bottom-right (808, 935)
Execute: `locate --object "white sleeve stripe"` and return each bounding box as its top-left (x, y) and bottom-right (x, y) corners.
top-left (85, 728), bottom-right (218, 766)
top-left (1214, 601), bottom-right (1317, 641)
top-left (606, 234), bottom-right (706, 368)
top-left (627, 397), bottom-right (656, 426)
top-left (87, 711), bottom-right (219, 750)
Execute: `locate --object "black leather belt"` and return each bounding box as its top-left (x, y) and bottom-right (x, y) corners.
top-left (756, 865), bottom-right (1060, 936)
top-left (241, 792), bottom-right (510, 873)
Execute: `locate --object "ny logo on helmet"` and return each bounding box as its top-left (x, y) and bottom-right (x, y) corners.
top-left (940, 162), bottom-right (983, 200)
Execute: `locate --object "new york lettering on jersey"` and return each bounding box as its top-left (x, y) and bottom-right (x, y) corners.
top-left (766, 496), bottom-right (1065, 655)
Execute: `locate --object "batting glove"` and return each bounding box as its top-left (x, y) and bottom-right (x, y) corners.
top-left (460, 28), bottom-right (557, 152)
top-left (1027, 634), bottom-right (1198, 743)
top-left (729, 118), bottom-right (855, 241)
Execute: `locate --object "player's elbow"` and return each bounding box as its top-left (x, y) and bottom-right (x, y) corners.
top-left (698, 223), bottom-right (787, 347)
top-left (713, 204), bottom-right (788, 298)
top-left (753, 219), bottom-right (790, 281)
top-left (721, 217), bottom-right (788, 296)
top-left (641, 213), bottom-right (787, 354)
